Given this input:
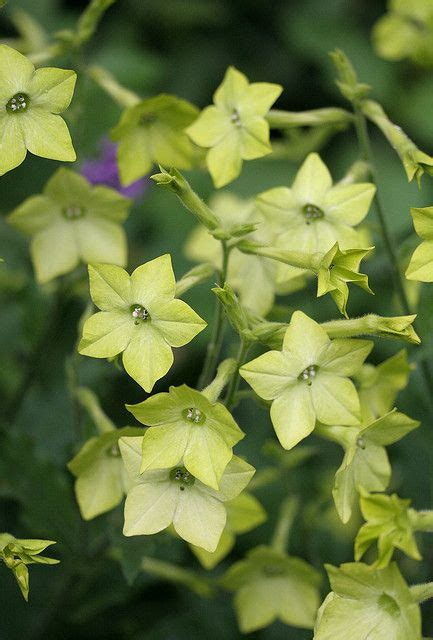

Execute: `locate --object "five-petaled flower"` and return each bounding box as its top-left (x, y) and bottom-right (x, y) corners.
top-left (240, 311), bottom-right (372, 450)
top-left (119, 436), bottom-right (255, 552)
top-left (78, 255), bottom-right (207, 392)
top-left (186, 66), bottom-right (282, 188)
top-left (8, 167), bottom-right (132, 283)
top-left (0, 44), bottom-right (76, 175)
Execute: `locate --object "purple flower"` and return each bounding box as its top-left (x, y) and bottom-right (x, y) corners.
top-left (81, 139), bottom-right (149, 199)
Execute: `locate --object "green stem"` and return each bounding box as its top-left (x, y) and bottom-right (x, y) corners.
top-left (266, 107), bottom-right (353, 129)
top-left (352, 104), bottom-right (433, 397)
top-left (271, 496), bottom-right (299, 554)
top-left (198, 242), bottom-right (230, 389)
top-left (224, 339), bottom-right (250, 410)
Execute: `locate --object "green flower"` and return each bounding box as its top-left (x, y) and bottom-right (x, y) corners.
top-left (0, 44), bottom-right (76, 175)
top-left (255, 153), bottom-right (375, 285)
top-left (78, 256), bottom-right (206, 391)
top-left (314, 562), bottom-right (421, 640)
top-left (126, 383), bottom-right (244, 490)
top-left (220, 545), bottom-right (321, 633)
top-left (372, 0), bottom-right (433, 67)
top-left (0, 534), bottom-right (59, 601)
top-left (330, 409), bottom-right (419, 523)
top-left (190, 492), bottom-right (266, 569)
top-left (186, 66), bottom-right (282, 188)
top-left (240, 311), bottom-right (372, 450)
top-left (406, 206), bottom-right (433, 281)
top-left (317, 243), bottom-right (373, 317)
top-left (119, 436), bottom-right (255, 552)
top-left (355, 491), bottom-right (421, 568)
top-left (354, 349), bottom-right (412, 423)
top-left (8, 168), bottom-right (131, 283)
top-left (110, 93), bottom-right (199, 186)
top-left (185, 191), bottom-right (280, 315)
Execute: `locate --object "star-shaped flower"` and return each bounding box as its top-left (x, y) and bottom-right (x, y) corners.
top-left (119, 436), bottom-right (255, 552)
top-left (0, 44), bottom-right (76, 175)
top-left (127, 383), bottom-right (244, 490)
top-left (186, 66), bottom-right (282, 188)
top-left (406, 206), bottom-right (433, 281)
top-left (314, 562), bottom-right (422, 640)
top-left (255, 153), bottom-right (375, 285)
top-left (355, 490), bottom-right (421, 568)
top-left (0, 534), bottom-right (59, 601)
top-left (330, 409), bottom-right (419, 523)
top-left (185, 191), bottom-right (280, 315)
top-left (220, 545), bottom-right (321, 633)
top-left (8, 167), bottom-right (131, 283)
top-left (78, 256), bottom-right (207, 391)
top-left (240, 311), bottom-right (372, 450)
top-left (190, 492), bottom-right (266, 569)
top-left (110, 93), bottom-right (199, 186)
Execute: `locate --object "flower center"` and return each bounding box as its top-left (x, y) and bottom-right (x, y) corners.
top-left (182, 407), bottom-right (206, 425)
top-left (6, 93), bottom-right (30, 114)
top-left (130, 304), bottom-right (150, 324)
top-left (262, 565), bottom-right (284, 577)
top-left (170, 466), bottom-right (195, 491)
top-left (230, 108), bottom-right (242, 126)
top-left (377, 593), bottom-right (400, 618)
top-left (298, 364), bottom-right (318, 384)
top-left (356, 436), bottom-right (367, 450)
top-left (302, 203), bottom-right (324, 224)
top-left (107, 444), bottom-right (120, 457)
top-left (63, 204), bottom-right (85, 220)
top-left (140, 112), bottom-right (156, 126)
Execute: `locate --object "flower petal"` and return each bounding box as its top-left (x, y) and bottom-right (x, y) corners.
top-left (152, 298), bottom-right (207, 347)
top-left (270, 384), bottom-right (316, 449)
top-left (206, 132), bottom-right (242, 188)
top-left (116, 129), bottom-right (152, 186)
top-left (239, 82), bottom-right (282, 117)
top-left (122, 325), bottom-right (174, 392)
top-left (74, 218), bottom-right (127, 267)
top-left (0, 45), bottom-right (35, 101)
top-left (30, 68), bottom-right (76, 113)
top-left (185, 105), bottom-right (231, 147)
top-left (173, 488), bottom-right (226, 552)
top-left (324, 183), bottom-right (375, 226)
top-left (0, 114), bottom-right (27, 175)
top-left (21, 109), bottom-right (76, 161)
top-left (7, 195), bottom-right (59, 234)
top-left (30, 222), bottom-right (78, 283)
top-left (130, 254), bottom-right (176, 307)
top-left (79, 310), bottom-right (132, 358)
top-left (214, 66), bottom-right (249, 111)
top-left (292, 152), bottom-right (332, 205)
top-left (240, 350), bottom-right (298, 400)
top-left (283, 311), bottom-right (330, 364)
top-left (123, 481), bottom-right (177, 536)
top-left (87, 263), bottom-right (132, 311)
top-left (240, 118), bottom-right (272, 160)
top-left (312, 373), bottom-right (360, 425)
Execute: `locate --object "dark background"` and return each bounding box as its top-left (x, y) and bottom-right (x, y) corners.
top-left (1, 0), bottom-right (433, 638)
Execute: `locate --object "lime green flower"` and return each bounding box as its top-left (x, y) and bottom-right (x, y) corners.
top-left (126, 383), bottom-right (244, 490)
top-left (78, 256), bottom-right (206, 392)
top-left (314, 562), bottom-right (422, 640)
top-left (190, 493), bottom-right (266, 569)
top-left (255, 153), bottom-right (375, 285)
top-left (329, 409), bottom-right (419, 523)
top-left (185, 191), bottom-right (280, 314)
top-left (119, 436), bottom-right (255, 552)
top-left (186, 66), bottom-right (282, 188)
top-left (0, 44), bottom-right (76, 175)
top-left (355, 491), bottom-right (421, 568)
top-left (0, 534), bottom-right (59, 601)
top-left (8, 168), bottom-right (131, 283)
top-left (221, 545), bottom-right (321, 633)
top-left (372, 0), bottom-right (433, 67)
top-left (110, 93), bottom-right (199, 186)
top-left (240, 311), bottom-right (372, 450)
top-left (354, 349), bottom-right (412, 423)
top-left (406, 206), bottom-right (433, 281)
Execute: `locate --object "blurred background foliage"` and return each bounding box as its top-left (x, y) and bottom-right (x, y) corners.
top-left (1, 0), bottom-right (433, 638)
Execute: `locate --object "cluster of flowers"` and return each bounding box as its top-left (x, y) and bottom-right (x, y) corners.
top-left (2, 13), bottom-right (433, 637)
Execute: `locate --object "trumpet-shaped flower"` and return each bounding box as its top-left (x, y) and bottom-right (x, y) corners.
top-left (78, 256), bottom-right (206, 391)
top-left (0, 534), bottom-right (59, 601)
top-left (314, 562), bottom-right (422, 640)
top-left (240, 311), bottom-right (372, 450)
top-left (119, 436), bottom-right (255, 552)
top-left (355, 490), bottom-right (421, 568)
top-left (406, 206), bottom-right (433, 281)
top-left (0, 44), bottom-right (76, 175)
top-left (186, 66), bottom-right (282, 187)
top-left (221, 545), bottom-right (321, 633)
top-left (110, 93), bottom-right (199, 186)
top-left (8, 168), bottom-right (131, 283)
top-left (184, 192), bottom-right (280, 314)
top-left (127, 383), bottom-right (244, 490)
top-left (256, 153), bottom-right (375, 284)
